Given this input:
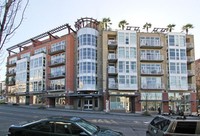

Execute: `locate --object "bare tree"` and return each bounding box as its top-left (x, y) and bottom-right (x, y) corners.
top-left (0, 0), bottom-right (29, 50)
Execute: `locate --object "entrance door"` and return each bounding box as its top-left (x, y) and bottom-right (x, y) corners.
top-left (84, 99), bottom-right (93, 110)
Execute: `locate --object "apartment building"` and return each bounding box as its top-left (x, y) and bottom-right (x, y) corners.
top-left (0, 81), bottom-right (6, 97)
top-left (6, 17), bottom-right (196, 113)
top-left (195, 58), bottom-right (200, 105)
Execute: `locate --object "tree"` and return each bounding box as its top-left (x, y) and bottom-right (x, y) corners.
top-left (167, 24), bottom-right (176, 32)
top-left (0, 0), bottom-right (29, 50)
top-left (102, 17), bottom-right (112, 30)
top-left (118, 20), bottom-right (129, 30)
top-left (143, 22), bottom-right (152, 32)
top-left (182, 23), bottom-right (194, 34)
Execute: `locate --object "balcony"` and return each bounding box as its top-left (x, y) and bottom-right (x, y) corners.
top-left (186, 43), bottom-right (194, 51)
top-left (188, 84), bottom-right (196, 90)
top-left (187, 70), bottom-right (195, 76)
top-left (108, 83), bottom-right (118, 89)
top-left (47, 86), bottom-right (65, 92)
top-left (6, 62), bottom-right (16, 67)
top-left (49, 46), bottom-right (65, 55)
top-left (140, 55), bottom-right (164, 62)
top-left (141, 84), bottom-right (164, 90)
top-left (108, 40), bottom-right (117, 49)
top-left (6, 70), bottom-right (16, 76)
top-left (108, 67), bottom-right (117, 76)
top-left (140, 42), bottom-right (163, 49)
top-left (49, 58), bottom-right (65, 67)
top-left (7, 80), bottom-right (16, 86)
top-left (108, 53), bottom-right (117, 63)
top-left (141, 69), bottom-right (164, 76)
top-left (48, 72), bottom-right (65, 79)
top-left (187, 56), bottom-right (195, 63)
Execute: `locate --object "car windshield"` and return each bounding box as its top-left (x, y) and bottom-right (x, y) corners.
top-left (75, 119), bottom-right (98, 135)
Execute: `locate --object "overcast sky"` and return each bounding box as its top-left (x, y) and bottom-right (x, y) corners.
top-left (1, 0), bottom-right (199, 81)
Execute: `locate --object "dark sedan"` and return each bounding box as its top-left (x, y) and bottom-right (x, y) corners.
top-left (8, 116), bottom-right (124, 136)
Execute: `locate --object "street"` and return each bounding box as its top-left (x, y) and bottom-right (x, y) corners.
top-left (0, 104), bottom-right (153, 136)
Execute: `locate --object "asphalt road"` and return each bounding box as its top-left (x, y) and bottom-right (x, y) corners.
top-left (0, 104), bottom-right (154, 136)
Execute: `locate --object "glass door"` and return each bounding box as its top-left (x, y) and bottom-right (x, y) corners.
top-left (84, 99), bottom-right (93, 110)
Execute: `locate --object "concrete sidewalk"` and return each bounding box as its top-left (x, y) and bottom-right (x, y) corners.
top-left (8, 103), bottom-right (148, 117)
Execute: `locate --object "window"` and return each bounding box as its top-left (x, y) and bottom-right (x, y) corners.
top-left (125, 33), bottom-right (129, 44)
top-left (118, 32), bottom-right (124, 44)
top-left (126, 61), bottom-right (129, 73)
top-left (130, 62), bottom-right (136, 73)
top-left (130, 47), bottom-right (136, 59)
top-left (70, 123), bottom-right (84, 135)
top-left (125, 47), bottom-right (129, 58)
top-left (51, 41), bottom-right (66, 52)
top-left (181, 63), bottom-right (187, 74)
top-left (174, 122), bottom-right (197, 134)
top-left (170, 63), bottom-right (176, 74)
top-left (119, 75), bottom-right (125, 84)
top-left (55, 122), bottom-right (71, 134)
top-left (176, 49), bottom-right (179, 60)
top-left (130, 76), bottom-right (137, 84)
top-left (118, 47), bottom-right (125, 58)
top-left (169, 35), bottom-right (175, 46)
top-left (140, 37), bottom-right (145, 45)
top-left (118, 61), bottom-right (125, 73)
top-left (180, 49), bottom-right (186, 60)
top-left (130, 33), bottom-right (136, 45)
top-left (94, 98), bottom-right (98, 107)
top-left (169, 49), bottom-right (175, 60)
top-left (150, 117), bottom-right (171, 131)
top-left (29, 121), bottom-right (53, 132)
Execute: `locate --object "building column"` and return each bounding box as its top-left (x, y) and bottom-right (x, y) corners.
top-left (135, 93), bottom-right (141, 112)
top-left (162, 92), bottom-right (169, 113)
top-left (191, 92), bottom-right (197, 113)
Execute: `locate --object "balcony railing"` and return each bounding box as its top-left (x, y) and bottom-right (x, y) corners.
top-left (49, 58), bottom-right (65, 66)
top-left (141, 84), bottom-right (164, 89)
top-left (108, 40), bottom-right (117, 45)
top-left (186, 43), bottom-right (194, 50)
top-left (140, 42), bottom-right (163, 48)
top-left (188, 84), bottom-right (196, 90)
top-left (140, 55), bottom-right (164, 61)
top-left (7, 80), bottom-right (15, 86)
top-left (109, 83), bottom-right (118, 89)
top-left (47, 86), bottom-right (65, 91)
top-left (6, 62), bottom-right (16, 67)
top-left (141, 69), bottom-right (164, 75)
top-left (49, 72), bottom-right (65, 79)
top-left (6, 70), bottom-right (16, 76)
top-left (108, 40), bottom-right (117, 49)
top-left (108, 54), bottom-right (117, 60)
top-left (187, 56), bottom-right (195, 63)
top-left (49, 46), bottom-right (65, 55)
top-left (187, 70), bottom-right (195, 76)
top-left (108, 67), bottom-right (117, 75)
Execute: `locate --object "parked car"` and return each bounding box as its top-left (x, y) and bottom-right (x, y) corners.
top-left (8, 116), bottom-right (124, 136)
top-left (146, 115), bottom-right (200, 136)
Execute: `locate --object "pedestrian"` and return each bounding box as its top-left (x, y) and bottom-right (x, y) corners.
top-left (158, 107), bottom-right (161, 114)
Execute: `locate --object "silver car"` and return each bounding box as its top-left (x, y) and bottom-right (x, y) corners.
top-left (146, 115), bottom-right (200, 136)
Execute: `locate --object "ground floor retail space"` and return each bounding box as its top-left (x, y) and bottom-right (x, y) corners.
top-left (6, 91), bottom-right (198, 113)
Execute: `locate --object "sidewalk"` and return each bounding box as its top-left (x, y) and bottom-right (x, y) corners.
top-left (8, 103), bottom-right (147, 117)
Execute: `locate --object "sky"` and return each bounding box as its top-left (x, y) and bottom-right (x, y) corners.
top-left (0, 0), bottom-right (200, 81)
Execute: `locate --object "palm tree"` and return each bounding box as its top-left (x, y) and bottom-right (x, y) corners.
top-left (143, 22), bottom-right (152, 32)
top-left (182, 23), bottom-right (194, 34)
top-left (167, 24), bottom-right (176, 32)
top-left (118, 20), bottom-right (129, 30)
top-left (102, 17), bottom-right (112, 30)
